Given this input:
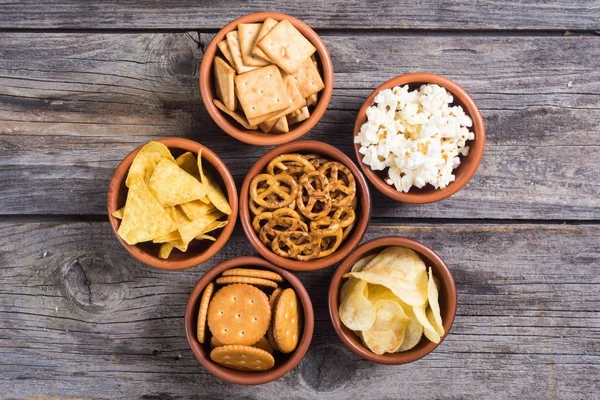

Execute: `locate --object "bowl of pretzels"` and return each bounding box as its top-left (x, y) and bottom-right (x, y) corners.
top-left (240, 140), bottom-right (371, 271)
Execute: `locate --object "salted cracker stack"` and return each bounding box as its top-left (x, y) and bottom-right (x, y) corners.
top-left (212, 18), bottom-right (325, 134)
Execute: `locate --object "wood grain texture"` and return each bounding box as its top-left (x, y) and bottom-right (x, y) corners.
top-left (0, 222), bottom-right (597, 399)
top-left (0, 0), bottom-right (599, 30)
top-left (1, 32), bottom-right (598, 219)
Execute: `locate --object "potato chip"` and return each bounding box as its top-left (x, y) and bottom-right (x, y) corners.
top-left (339, 279), bottom-right (376, 331)
top-left (117, 177), bottom-right (175, 245)
top-left (361, 299), bottom-right (410, 355)
top-left (159, 242), bottom-right (175, 259)
top-left (351, 254), bottom-right (376, 272)
top-left (180, 200), bottom-right (216, 221)
top-left (112, 207), bottom-right (125, 220)
top-left (397, 316), bottom-right (423, 352)
top-left (427, 307), bottom-right (444, 337)
top-left (339, 277), bottom-right (359, 304)
top-left (345, 246), bottom-right (428, 306)
top-left (427, 268), bottom-right (445, 336)
top-left (147, 158), bottom-right (206, 207)
top-left (176, 152), bottom-right (199, 177)
top-left (126, 141), bottom-right (174, 187)
top-left (413, 305), bottom-right (441, 344)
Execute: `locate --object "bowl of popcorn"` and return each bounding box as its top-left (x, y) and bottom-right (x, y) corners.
top-left (353, 73), bottom-right (485, 203)
top-left (200, 12), bottom-right (333, 146)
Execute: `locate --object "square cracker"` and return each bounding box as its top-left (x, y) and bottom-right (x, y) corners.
top-left (226, 30), bottom-right (258, 74)
top-left (257, 19), bottom-right (316, 74)
top-left (213, 56), bottom-right (236, 111)
top-left (247, 110), bottom-right (281, 127)
top-left (238, 23), bottom-right (271, 67)
top-left (258, 118), bottom-right (278, 133)
top-left (216, 40), bottom-right (236, 67)
top-left (286, 58), bottom-right (324, 99)
top-left (234, 64), bottom-right (288, 119)
top-left (287, 106), bottom-right (310, 125)
top-left (252, 17), bottom-right (278, 62)
top-left (271, 116), bottom-right (289, 133)
top-left (306, 93), bottom-right (318, 106)
top-left (213, 99), bottom-right (257, 130)
top-left (262, 75), bottom-right (306, 124)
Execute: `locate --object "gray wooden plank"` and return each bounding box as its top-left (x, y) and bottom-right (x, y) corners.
top-left (0, 0), bottom-right (598, 30)
top-left (0, 222), bottom-right (598, 399)
top-left (0, 32), bottom-right (599, 219)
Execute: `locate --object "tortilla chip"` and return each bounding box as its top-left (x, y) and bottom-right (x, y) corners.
top-left (112, 207), bottom-right (125, 220)
top-left (147, 158), bottom-right (206, 207)
top-left (126, 141), bottom-right (174, 187)
top-left (175, 152), bottom-right (199, 177)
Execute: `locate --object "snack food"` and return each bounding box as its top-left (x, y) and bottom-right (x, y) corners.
top-left (248, 153), bottom-right (358, 261)
top-left (201, 267), bottom-right (302, 372)
top-left (339, 246), bottom-right (444, 355)
top-left (114, 142), bottom-right (230, 259)
top-left (355, 84), bottom-right (474, 193)
top-left (212, 18), bottom-right (324, 133)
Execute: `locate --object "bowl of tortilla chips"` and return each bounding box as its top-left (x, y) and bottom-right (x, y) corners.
top-left (200, 12), bottom-right (333, 146)
top-left (107, 138), bottom-right (238, 270)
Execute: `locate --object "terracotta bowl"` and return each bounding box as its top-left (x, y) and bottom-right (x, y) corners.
top-left (240, 140), bottom-right (371, 271)
top-left (107, 138), bottom-right (238, 270)
top-left (353, 72), bottom-right (485, 203)
top-left (184, 256), bottom-right (314, 385)
top-left (329, 236), bottom-right (457, 364)
top-left (199, 11), bottom-right (334, 146)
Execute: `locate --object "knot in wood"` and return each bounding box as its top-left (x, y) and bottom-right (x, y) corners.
top-left (299, 343), bottom-right (356, 392)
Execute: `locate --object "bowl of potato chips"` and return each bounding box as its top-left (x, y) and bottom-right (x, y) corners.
top-left (329, 236), bottom-right (456, 364)
top-left (107, 138), bottom-right (238, 270)
top-left (199, 12), bottom-right (333, 146)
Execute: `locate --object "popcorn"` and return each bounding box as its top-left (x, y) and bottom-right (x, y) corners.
top-left (355, 84), bottom-right (475, 193)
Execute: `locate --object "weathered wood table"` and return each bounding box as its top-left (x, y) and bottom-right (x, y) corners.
top-left (1, 2), bottom-right (599, 399)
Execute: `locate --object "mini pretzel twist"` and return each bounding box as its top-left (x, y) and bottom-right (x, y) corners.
top-left (331, 207), bottom-right (356, 228)
top-left (271, 231), bottom-right (321, 261)
top-left (318, 162), bottom-right (356, 207)
top-left (250, 173), bottom-right (298, 209)
top-left (309, 216), bottom-right (341, 236)
top-left (296, 171), bottom-right (332, 220)
top-left (315, 228), bottom-right (343, 259)
top-left (267, 154), bottom-right (315, 178)
top-left (259, 217), bottom-right (308, 246)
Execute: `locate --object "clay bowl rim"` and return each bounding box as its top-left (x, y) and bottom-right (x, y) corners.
top-left (199, 11), bottom-right (334, 146)
top-left (107, 137), bottom-right (239, 271)
top-left (239, 140), bottom-right (371, 272)
top-left (353, 72), bottom-right (486, 204)
top-left (328, 236), bottom-right (457, 364)
top-left (184, 256), bottom-right (314, 385)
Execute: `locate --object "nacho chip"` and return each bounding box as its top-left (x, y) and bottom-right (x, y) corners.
top-left (203, 171), bottom-right (232, 215)
top-left (112, 207), bottom-right (125, 220)
top-left (180, 200), bottom-right (216, 221)
top-left (175, 152), bottom-right (199, 177)
top-left (152, 229), bottom-right (181, 244)
top-left (147, 158), bottom-right (206, 207)
top-left (196, 234), bottom-right (217, 242)
top-left (126, 141), bottom-right (174, 187)
top-left (117, 177), bottom-right (175, 245)
top-left (159, 242), bottom-right (175, 259)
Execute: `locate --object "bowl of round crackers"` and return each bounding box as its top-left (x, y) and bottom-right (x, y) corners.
top-left (185, 256), bottom-right (314, 384)
top-left (239, 140), bottom-right (371, 271)
top-left (199, 12), bottom-right (333, 146)
top-left (107, 138), bottom-right (238, 270)
top-left (329, 236), bottom-right (457, 364)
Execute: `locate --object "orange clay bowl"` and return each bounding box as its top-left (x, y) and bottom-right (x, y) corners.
top-left (329, 236), bottom-right (457, 364)
top-left (185, 256), bottom-right (314, 385)
top-left (353, 72), bottom-right (485, 203)
top-left (240, 140), bottom-right (371, 272)
top-left (107, 138), bottom-right (238, 270)
top-left (199, 11), bottom-right (333, 146)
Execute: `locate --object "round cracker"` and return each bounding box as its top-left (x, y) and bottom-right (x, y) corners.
top-left (215, 276), bottom-right (279, 288)
top-left (197, 282), bottom-right (214, 344)
top-left (207, 284), bottom-right (270, 346)
top-left (273, 288), bottom-right (300, 353)
top-left (210, 345), bottom-right (275, 372)
top-left (222, 268), bottom-right (284, 283)
top-left (211, 335), bottom-right (273, 355)
top-left (269, 288), bottom-right (282, 310)
top-left (267, 288), bottom-right (283, 351)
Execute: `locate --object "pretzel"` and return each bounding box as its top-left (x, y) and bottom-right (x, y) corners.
top-left (252, 211), bottom-right (272, 233)
top-left (315, 228), bottom-right (343, 259)
top-left (318, 162), bottom-right (356, 207)
top-left (304, 154), bottom-right (329, 169)
top-left (296, 171), bottom-right (332, 220)
top-left (271, 231), bottom-right (321, 261)
top-left (267, 154), bottom-right (315, 178)
top-left (259, 217), bottom-right (308, 245)
top-left (250, 192), bottom-right (296, 215)
top-left (331, 207), bottom-right (356, 228)
top-left (342, 222), bottom-right (355, 241)
top-left (309, 217), bottom-right (341, 236)
top-left (250, 173), bottom-right (298, 208)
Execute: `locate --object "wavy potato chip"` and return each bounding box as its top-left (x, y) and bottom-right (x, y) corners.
top-left (427, 268), bottom-right (445, 336)
top-left (350, 254), bottom-right (377, 272)
top-left (340, 277), bottom-right (359, 303)
top-left (361, 299), bottom-right (410, 355)
top-left (339, 279), bottom-right (376, 331)
top-left (117, 178), bottom-right (175, 245)
top-left (345, 246), bottom-right (428, 306)
top-left (147, 159), bottom-right (206, 207)
top-left (126, 141), bottom-right (174, 187)
top-left (413, 305), bottom-right (441, 344)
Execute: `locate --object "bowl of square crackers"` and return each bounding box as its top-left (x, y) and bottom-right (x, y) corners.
top-left (185, 256), bottom-right (314, 384)
top-left (199, 12), bottom-right (333, 146)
